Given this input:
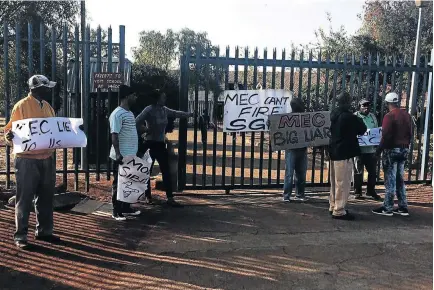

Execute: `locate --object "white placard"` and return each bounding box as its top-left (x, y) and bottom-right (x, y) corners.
top-left (117, 153), bottom-right (153, 203)
top-left (12, 117), bottom-right (87, 154)
top-left (223, 89), bottom-right (292, 132)
top-left (358, 127), bottom-right (382, 146)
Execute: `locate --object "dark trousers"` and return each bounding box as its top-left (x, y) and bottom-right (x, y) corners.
top-left (140, 140), bottom-right (173, 200)
top-left (112, 160), bottom-right (132, 214)
top-left (353, 153), bottom-right (377, 195)
top-left (14, 157), bottom-right (55, 241)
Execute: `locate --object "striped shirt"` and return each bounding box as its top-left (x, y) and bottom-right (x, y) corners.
top-left (109, 107), bottom-right (138, 159)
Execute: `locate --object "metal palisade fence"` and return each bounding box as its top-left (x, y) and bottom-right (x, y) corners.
top-left (177, 46), bottom-right (433, 191)
top-left (1, 20), bottom-right (128, 191)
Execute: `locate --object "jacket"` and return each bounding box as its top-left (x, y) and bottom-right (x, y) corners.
top-left (379, 108), bottom-right (412, 150)
top-left (329, 106), bottom-right (367, 161)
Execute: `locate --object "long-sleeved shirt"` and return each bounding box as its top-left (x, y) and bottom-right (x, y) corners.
top-left (379, 108), bottom-right (412, 150)
top-left (4, 94), bottom-right (55, 159)
top-left (355, 111), bottom-right (378, 154)
top-left (136, 105), bottom-right (190, 142)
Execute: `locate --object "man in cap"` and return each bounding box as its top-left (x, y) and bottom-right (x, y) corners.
top-left (328, 92), bottom-right (367, 220)
top-left (109, 84), bottom-right (142, 221)
top-left (4, 75), bottom-right (61, 249)
top-left (353, 99), bottom-right (381, 200)
top-left (372, 92), bottom-right (412, 216)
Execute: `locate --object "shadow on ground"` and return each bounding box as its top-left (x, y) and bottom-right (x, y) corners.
top-left (0, 194), bottom-right (432, 290)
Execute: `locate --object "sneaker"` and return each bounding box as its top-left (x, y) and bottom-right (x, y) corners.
top-left (112, 213), bottom-right (127, 221)
top-left (283, 197), bottom-right (291, 202)
top-left (15, 240), bottom-right (29, 249)
top-left (393, 208), bottom-right (409, 216)
top-left (332, 212), bottom-right (355, 220)
top-left (293, 196), bottom-right (306, 202)
top-left (354, 193), bottom-right (363, 200)
top-left (35, 235), bottom-right (61, 244)
top-left (122, 208), bottom-right (142, 217)
top-left (167, 199), bottom-right (183, 208)
top-left (366, 192), bottom-right (383, 201)
top-left (372, 207), bottom-right (393, 217)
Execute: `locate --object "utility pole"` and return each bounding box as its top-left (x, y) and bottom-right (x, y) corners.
top-left (408, 1), bottom-right (426, 115)
top-left (80, 0), bottom-right (87, 169)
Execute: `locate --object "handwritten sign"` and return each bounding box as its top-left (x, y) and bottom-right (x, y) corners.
top-left (223, 89), bottom-right (292, 132)
top-left (358, 127), bottom-right (382, 146)
top-left (269, 111), bottom-right (331, 150)
top-left (12, 117), bottom-right (87, 154)
top-left (93, 72), bottom-right (123, 90)
top-left (117, 153), bottom-right (152, 203)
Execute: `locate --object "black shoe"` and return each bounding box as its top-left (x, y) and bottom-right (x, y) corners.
top-left (372, 207), bottom-right (393, 217)
top-left (15, 240), bottom-right (29, 249)
top-left (167, 199), bottom-right (183, 208)
top-left (332, 212), bottom-right (355, 220)
top-left (35, 235), bottom-right (61, 244)
top-left (354, 193), bottom-right (363, 200)
top-left (112, 213), bottom-right (127, 221)
top-left (393, 208), bottom-right (409, 216)
top-left (366, 192), bottom-right (383, 201)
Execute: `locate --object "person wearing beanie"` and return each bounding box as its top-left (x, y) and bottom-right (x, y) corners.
top-left (353, 99), bottom-right (381, 201)
top-left (372, 92), bottom-right (412, 217)
top-left (282, 98), bottom-right (308, 202)
top-left (328, 92), bottom-right (367, 220)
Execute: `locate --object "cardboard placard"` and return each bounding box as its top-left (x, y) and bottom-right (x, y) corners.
top-left (223, 89), bottom-right (292, 132)
top-left (358, 127), bottom-right (382, 146)
top-left (117, 153), bottom-right (152, 203)
top-left (269, 111), bottom-right (331, 150)
top-left (12, 117), bottom-right (87, 153)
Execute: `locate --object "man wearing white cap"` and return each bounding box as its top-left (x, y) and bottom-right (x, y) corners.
top-left (372, 92), bottom-right (412, 217)
top-left (4, 75), bottom-right (61, 249)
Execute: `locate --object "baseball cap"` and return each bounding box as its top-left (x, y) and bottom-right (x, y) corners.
top-left (359, 99), bottom-right (371, 106)
top-left (119, 84), bottom-right (135, 99)
top-left (385, 92), bottom-right (399, 103)
top-left (28, 75), bottom-right (56, 90)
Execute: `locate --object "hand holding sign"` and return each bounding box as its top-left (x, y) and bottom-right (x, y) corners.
top-left (11, 117), bottom-right (87, 153)
top-left (117, 152), bottom-right (153, 203)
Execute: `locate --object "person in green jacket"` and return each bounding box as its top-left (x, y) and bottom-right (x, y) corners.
top-left (354, 99), bottom-right (382, 200)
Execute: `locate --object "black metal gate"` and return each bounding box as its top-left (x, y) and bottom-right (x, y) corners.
top-left (177, 46), bottom-right (433, 191)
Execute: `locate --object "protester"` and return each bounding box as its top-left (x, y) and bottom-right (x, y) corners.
top-left (4, 75), bottom-right (61, 249)
top-left (283, 98), bottom-right (308, 202)
top-left (136, 89), bottom-right (193, 207)
top-left (353, 99), bottom-right (382, 200)
top-left (109, 85), bottom-right (142, 221)
top-left (372, 92), bottom-right (412, 217)
top-left (328, 92), bottom-right (367, 220)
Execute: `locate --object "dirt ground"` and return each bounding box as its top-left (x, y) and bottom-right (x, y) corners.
top-left (0, 193), bottom-right (432, 290)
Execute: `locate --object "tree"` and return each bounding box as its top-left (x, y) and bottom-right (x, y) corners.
top-left (360, 0), bottom-right (433, 57)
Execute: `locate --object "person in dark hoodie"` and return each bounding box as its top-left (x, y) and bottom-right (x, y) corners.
top-left (283, 98), bottom-right (308, 202)
top-left (328, 92), bottom-right (367, 220)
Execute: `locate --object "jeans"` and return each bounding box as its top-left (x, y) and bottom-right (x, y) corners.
top-left (382, 148), bottom-right (409, 212)
top-left (14, 157), bottom-right (55, 241)
top-left (112, 160), bottom-right (133, 214)
top-left (140, 140), bottom-right (174, 201)
top-left (353, 153), bottom-right (377, 195)
top-left (283, 149), bottom-right (307, 199)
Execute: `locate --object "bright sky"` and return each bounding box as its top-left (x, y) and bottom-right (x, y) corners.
top-left (85, 0), bottom-right (365, 60)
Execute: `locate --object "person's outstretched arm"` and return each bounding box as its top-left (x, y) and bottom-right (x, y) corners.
top-left (165, 107), bottom-right (193, 119)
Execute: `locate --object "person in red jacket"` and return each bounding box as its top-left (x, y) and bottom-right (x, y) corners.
top-left (372, 92), bottom-right (412, 217)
